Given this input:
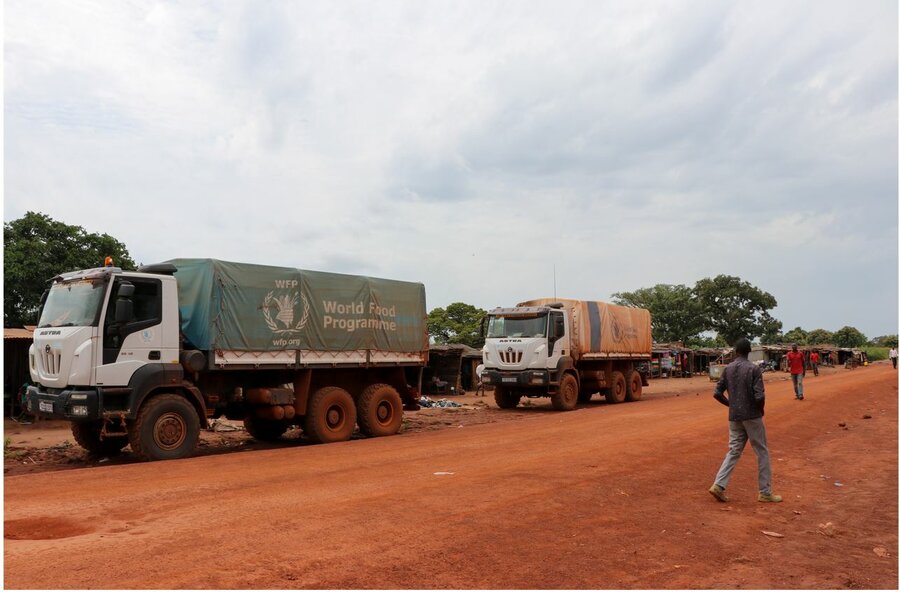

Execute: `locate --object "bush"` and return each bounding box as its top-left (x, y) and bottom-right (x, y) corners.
top-left (863, 347), bottom-right (888, 362)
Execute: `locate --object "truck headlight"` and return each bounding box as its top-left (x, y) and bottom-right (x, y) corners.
top-left (530, 372), bottom-right (546, 385)
top-left (482, 374), bottom-right (492, 384)
top-left (70, 405), bottom-right (89, 417)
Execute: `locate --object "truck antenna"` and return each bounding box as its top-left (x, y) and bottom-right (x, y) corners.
top-left (553, 264), bottom-right (557, 299)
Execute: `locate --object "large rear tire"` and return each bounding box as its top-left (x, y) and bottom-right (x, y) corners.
top-left (493, 386), bottom-right (521, 409)
top-left (551, 374), bottom-right (579, 410)
top-left (243, 415), bottom-right (289, 441)
top-left (71, 421), bottom-right (128, 456)
top-left (625, 370), bottom-right (643, 402)
top-left (605, 371), bottom-right (627, 404)
top-left (357, 383), bottom-right (403, 437)
top-left (128, 394), bottom-right (200, 461)
top-left (304, 386), bottom-right (356, 444)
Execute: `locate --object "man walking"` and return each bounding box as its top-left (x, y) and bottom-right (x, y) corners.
top-left (890, 347), bottom-right (898, 370)
top-left (810, 351), bottom-right (820, 376)
top-left (709, 337), bottom-right (782, 503)
top-left (786, 343), bottom-right (805, 400)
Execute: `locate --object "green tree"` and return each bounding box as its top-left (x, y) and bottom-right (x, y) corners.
top-left (4, 212), bottom-right (136, 327)
top-left (832, 326), bottom-right (867, 348)
top-left (759, 324), bottom-right (783, 345)
top-left (869, 334), bottom-right (898, 348)
top-left (782, 326), bottom-right (808, 345)
top-left (693, 275), bottom-right (780, 346)
top-left (686, 334), bottom-right (728, 348)
top-left (611, 284), bottom-right (706, 343)
top-left (427, 302), bottom-right (487, 348)
top-left (806, 328), bottom-right (835, 345)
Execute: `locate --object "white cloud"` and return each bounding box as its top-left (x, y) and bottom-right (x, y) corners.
top-left (4, 0), bottom-right (897, 338)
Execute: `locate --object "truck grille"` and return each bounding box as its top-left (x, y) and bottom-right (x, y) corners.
top-left (41, 349), bottom-right (61, 377)
top-left (499, 350), bottom-right (522, 364)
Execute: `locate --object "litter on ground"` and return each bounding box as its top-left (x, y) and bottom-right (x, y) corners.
top-left (418, 397), bottom-right (462, 408)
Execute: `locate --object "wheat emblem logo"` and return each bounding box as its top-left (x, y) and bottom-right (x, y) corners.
top-left (263, 291), bottom-right (310, 334)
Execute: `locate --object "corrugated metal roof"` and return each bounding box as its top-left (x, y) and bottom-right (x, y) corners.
top-left (4, 328), bottom-right (34, 340)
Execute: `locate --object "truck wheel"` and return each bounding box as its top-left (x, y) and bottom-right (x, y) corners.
top-left (551, 374), bottom-right (579, 410)
top-left (605, 371), bottom-right (627, 404)
top-left (625, 370), bottom-right (643, 402)
top-left (304, 386), bottom-right (356, 444)
top-left (129, 394), bottom-right (200, 461)
top-left (357, 383), bottom-right (403, 437)
top-left (71, 421), bottom-right (128, 456)
top-left (493, 386), bottom-right (521, 409)
top-left (243, 415), bottom-right (288, 441)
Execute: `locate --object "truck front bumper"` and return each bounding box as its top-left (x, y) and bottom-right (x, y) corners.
top-left (26, 385), bottom-right (102, 420)
top-left (482, 369), bottom-right (551, 389)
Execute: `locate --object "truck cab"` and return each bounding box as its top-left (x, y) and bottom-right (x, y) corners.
top-left (27, 264), bottom-right (200, 460)
top-left (481, 304), bottom-right (578, 409)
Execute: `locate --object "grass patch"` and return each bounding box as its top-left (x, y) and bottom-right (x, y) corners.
top-left (864, 347), bottom-right (888, 362)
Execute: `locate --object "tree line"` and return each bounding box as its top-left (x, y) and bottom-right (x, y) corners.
top-left (4, 212), bottom-right (895, 350)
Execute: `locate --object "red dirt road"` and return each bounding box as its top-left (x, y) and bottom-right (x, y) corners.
top-left (4, 365), bottom-right (898, 589)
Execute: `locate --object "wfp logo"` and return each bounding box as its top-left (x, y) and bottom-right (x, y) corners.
top-left (263, 289), bottom-right (310, 334)
top-left (609, 313), bottom-right (638, 343)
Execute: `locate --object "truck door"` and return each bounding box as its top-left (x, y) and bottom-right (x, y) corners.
top-left (95, 277), bottom-right (164, 386)
top-left (548, 311), bottom-right (567, 367)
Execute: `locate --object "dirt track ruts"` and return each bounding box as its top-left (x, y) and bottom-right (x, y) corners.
top-left (4, 365), bottom-right (898, 589)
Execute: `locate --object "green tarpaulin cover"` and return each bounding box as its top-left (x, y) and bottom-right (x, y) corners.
top-left (168, 259), bottom-right (427, 353)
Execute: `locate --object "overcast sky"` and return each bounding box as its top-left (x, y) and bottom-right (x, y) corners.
top-left (4, 0), bottom-right (898, 339)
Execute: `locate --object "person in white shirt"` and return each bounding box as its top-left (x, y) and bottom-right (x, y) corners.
top-left (475, 363), bottom-right (486, 396)
top-left (889, 347), bottom-right (898, 370)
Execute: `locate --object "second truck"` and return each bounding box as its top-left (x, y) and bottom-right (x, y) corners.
top-left (481, 298), bottom-right (652, 410)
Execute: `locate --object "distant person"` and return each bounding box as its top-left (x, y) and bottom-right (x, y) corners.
top-left (890, 347), bottom-right (898, 370)
top-left (708, 337), bottom-right (781, 504)
top-left (810, 351), bottom-right (820, 376)
top-left (475, 363), bottom-right (486, 396)
top-left (786, 344), bottom-right (805, 400)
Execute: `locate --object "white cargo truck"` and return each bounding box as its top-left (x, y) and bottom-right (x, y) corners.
top-left (27, 259), bottom-right (428, 460)
top-left (481, 298), bottom-right (652, 410)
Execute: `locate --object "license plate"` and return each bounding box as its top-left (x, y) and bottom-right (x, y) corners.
top-left (39, 400), bottom-right (54, 413)
top-left (502, 377), bottom-right (517, 383)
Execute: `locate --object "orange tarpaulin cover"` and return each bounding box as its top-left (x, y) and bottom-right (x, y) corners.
top-left (518, 298), bottom-right (652, 358)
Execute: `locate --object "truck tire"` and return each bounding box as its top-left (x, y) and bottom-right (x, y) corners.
top-left (243, 415), bottom-right (288, 441)
top-left (551, 373), bottom-right (579, 410)
top-left (493, 386), bottom-right (521, 409)
top-left (625, 370), bottom-right (643, 402)
top-left (357, 383), bottom-right (403, 437)
top-left (304, 386), bottom-right (356, 444)
top-left (128, 393), bottom-right (200, 461)
top-left (71, 421), bottom-right (129, 456)
top-left (605, 371), bottom-right (627, 404)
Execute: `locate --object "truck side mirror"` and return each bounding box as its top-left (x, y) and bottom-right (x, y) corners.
top-left (117, 282), bottom-right (135, 299)
top-left (114, 282), bottom-right (135, 324)
top-left (115, 300), bottom-right (134, 324)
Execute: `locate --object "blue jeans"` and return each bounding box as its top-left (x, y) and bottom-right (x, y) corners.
top-left (714, 417), bottom-right (772, 495)
top-left (791, 373), bottom-right (804, 398)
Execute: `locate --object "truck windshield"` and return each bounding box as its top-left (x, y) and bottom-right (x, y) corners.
top-left (486, 314), bottom-right (547, 338)
top-left (37, 279), bottom-right (108, 328)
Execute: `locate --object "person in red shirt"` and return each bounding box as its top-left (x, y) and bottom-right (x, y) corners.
top-left (810, 351), bottom-right (820, 376)
top-left (786, 344), bottom-right (806, 400)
